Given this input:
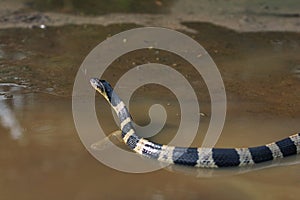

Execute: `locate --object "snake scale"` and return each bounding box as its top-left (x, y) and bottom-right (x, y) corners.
top-left (90, 78), bottom-right (300, 168)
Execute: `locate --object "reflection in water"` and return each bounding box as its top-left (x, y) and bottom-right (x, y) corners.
top-left (0, 83), bottom-right (25, 140)
top-left (167, 154), bottom-right (300, 178)
top-left (0, 100), bottom-right (22, 139)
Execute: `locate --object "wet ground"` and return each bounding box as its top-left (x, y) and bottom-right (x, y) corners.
top-left (1, 0), bottom-right (300, 200)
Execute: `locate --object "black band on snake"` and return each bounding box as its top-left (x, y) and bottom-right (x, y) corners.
top-left (90, 78), bottom-right (300, 168)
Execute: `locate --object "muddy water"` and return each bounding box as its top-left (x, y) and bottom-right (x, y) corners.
top-left (1, 84), bottom-right (300, 200)
top-left (0, 23), bottom-right (300, 199)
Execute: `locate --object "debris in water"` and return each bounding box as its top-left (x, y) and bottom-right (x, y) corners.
top-left (40, 24), bottom-right (46, 29)
top-left (4, 94), bottom-right (13, 99)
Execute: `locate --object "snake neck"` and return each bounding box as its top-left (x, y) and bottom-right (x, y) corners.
top-left (109, 91), bottom-right (137, 140)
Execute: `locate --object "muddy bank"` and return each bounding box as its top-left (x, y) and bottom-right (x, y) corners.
top-left (0, 0), bottom-right (300, 32)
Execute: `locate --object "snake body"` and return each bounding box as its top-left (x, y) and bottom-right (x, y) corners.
top-left (90, 78), bottom-right (300, 168)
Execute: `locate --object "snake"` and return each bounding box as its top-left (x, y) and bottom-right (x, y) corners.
top-left (90, 78), bottom-right (300, 168)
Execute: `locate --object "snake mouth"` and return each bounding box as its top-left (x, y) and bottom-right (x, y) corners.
top-left (90, 78), bottom-right (105, 93)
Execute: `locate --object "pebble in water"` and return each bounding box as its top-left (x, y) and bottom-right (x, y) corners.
top-left (0, 49), bottom-right (5, 59)
top-left (292, 66), bottom-right (300, 78)
top-left (12, 52), bottom-right (27, 60)
top-left (199, 112), bottom-right (207, 117)
top-left (4, 94), bottom-right (13, 99)
top-left (46, 88), bottom-right (54, 92)
top-left (39, 24), bottom-right (46, 29)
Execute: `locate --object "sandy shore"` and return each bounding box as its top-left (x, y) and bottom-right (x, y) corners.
top-left (0, 0), bottom-right (299, 32)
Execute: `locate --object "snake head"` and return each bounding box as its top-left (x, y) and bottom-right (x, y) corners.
top-left (90, 78), bottom-right (113, 102)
